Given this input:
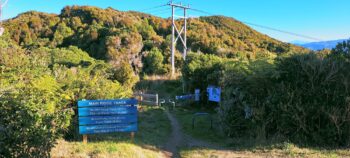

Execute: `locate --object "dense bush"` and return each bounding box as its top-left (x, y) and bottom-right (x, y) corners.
top-left (219, 53), bottom-right (350, 146)
top-left (0, 79), bottom-right (73, 157)
top-left (330, 39), bottom-right (350, 60)
top-left (182, 50), bottom-right (350, 146)
top-left (0, 41), bottom-right (73, 156)
top-left (182, 53), bottom-right (224, 92)
top-left (0, 34), bottom-right (134, 156)
top-left (142, 48), bottom-right (168, 75)
top-left (3, 6), bottom-right (309, 75)
top-left (112, 61), bottom-right (139, 89)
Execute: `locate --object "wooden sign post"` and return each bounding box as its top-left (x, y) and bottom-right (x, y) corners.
top-left (131, 132), bottom-right (135, 141)
top-left (83, 135), bottom-right (88, 144)
top-left (78, 99), bottom-right (138, 143)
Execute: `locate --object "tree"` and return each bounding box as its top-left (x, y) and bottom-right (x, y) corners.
top-left (52, 23), bottom-right (74, 47)
top-left (331, 40), bottom-right (350, 57)
top-left (143, 48), bottom-right (167, 75)
top-left (112, 61), bottom-right (139, 88)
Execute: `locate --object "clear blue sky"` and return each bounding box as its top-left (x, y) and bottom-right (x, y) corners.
top-left (2, 0), bottom-right (350, 42)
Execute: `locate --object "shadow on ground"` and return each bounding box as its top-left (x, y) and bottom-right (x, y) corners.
top-left (172, 105), bottom-right (350, 158)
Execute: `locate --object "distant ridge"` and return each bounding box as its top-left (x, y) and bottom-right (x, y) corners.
top-left (294, 39), bottom-right (349, 50)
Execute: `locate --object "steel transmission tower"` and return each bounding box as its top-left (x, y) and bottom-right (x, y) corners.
top-left (0, 0), bottom-right (9, 36)
top-left (168, 1), bottom-right (190, 77)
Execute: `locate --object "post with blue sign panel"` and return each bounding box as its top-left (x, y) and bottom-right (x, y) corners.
top-left (78, 99), bottom-right (138, 143)
top-left (207, 86), bottom-right (221, 103)
top-left (195, 89), bottom-right (200, 101)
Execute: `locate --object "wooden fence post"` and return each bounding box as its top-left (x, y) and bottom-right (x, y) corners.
top-left (131, 132), bottom-right (135, 141)
top-left (140, 92), bottom-right (143, 106)
top-left (156, 94), bottom-right (159, 106)
top-left (83, 135), bottom-right (88, 144)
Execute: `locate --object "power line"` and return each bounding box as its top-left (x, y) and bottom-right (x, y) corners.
top-left (151, 11), bottom-right (171, 17)
top-left (189, 8), bottom-right (323, 41)
top-left (189, 8), bottom-right (216, 16)
top-left (139, 4), bottom-right (167, 12)
top-left (146, 8), bottom-right (171, 16)
top-left (240, 22), bottom-right (323, 41)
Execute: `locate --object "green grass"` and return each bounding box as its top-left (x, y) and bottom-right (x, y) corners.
top-left (51, 106), bottom-right (171, 158)
top-left (173, 105), bottom-right (350, 158)
top-left (173, 106), bottom-right (229, 146)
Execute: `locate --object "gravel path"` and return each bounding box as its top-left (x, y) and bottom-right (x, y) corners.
top-left (163, 109), bottom-right (217, 158)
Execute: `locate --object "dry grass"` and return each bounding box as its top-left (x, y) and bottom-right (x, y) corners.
top-left (174, 107), bottom-right (350, 158)
top-left (143, 73), bottom-right (182, 81)
top-left (51, 106), bottom-right (171, 158)
top-left (180, 146), bottom-right (350, 158)
top-left (50, 100), bottom-right (350, 158)
top-left (51, 139), bottom-right (165, 158)
top-left (180, 148), bottom-right (276, 158)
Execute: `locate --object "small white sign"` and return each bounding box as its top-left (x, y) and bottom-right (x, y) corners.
top-left (195, 89), bottom-right (200, 101)
top-left (0, 27), bottom-right (4, 36)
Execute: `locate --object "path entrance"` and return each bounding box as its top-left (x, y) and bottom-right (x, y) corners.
top-left (163, 109), bottom-right (216, 158)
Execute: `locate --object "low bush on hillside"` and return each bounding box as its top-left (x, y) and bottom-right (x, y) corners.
top-left (183, 50), bottom-right (350, 146)
top-left (0, 82), bottom-right (73, 157)
top-left (143, 48), bottom-right (168, 75)
top-left (0, 35), bottom-right (134, 157)
top-left (220, 53), bottom-right (350, 146)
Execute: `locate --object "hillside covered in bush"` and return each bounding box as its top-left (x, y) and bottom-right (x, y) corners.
top-left (0, 31), bottom-right (136, 157)
top-left (182, 39), bottom-right (350, 146)
top-left (3, 6), bottom-right (307, 75)
top-left (3, 5), bottom-right (341, 157)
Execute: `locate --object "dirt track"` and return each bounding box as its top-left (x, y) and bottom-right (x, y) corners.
top-left (163, 110), bottom-right (216, 158)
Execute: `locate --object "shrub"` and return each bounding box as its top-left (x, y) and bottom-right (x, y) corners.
top-left (143, 48), bottom-right (168, 75)
top-left (219, 54), bottom-right (350, 146)
top-left (330, 39), bottom-right (350, 60)
top-left (52, 62), bottom-right (133, 140)
top-left (0, 75), bottom-right (73, 157)
top-left (112, 61), bottom-right (139, 89)
top-left (182, 53), bottom-right (224, 92)
top-left (0, 38), bottom-right (133, 156)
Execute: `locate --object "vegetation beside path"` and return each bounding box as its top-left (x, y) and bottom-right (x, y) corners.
top-left (173, 105), bottom-right (350, 158)
top-left (51, 106), bottom-right (171, 158)
top-left (50, 75), bottom-right (350, 158)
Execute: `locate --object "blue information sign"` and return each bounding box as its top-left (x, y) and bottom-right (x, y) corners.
top-left (207, 86), bottom-right (221, 102)
top-left (176, 94), bottom-right (194, 100)
top-left (78, 99), bottom-right (138, 107)
top-left (78, 99), bottom-right (138, 135)
top-left (79, 115), bottom-right (137, 125)
top-left (78, 107), bottom-right (137, 117)
top-left (79, 123), bottom-right (138, 134)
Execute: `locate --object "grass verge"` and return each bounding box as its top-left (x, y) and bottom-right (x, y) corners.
top-left (51, 106), bottom-right (171, 158)
top-left (173, 105), bottom-right (228, 146)
top-left (173, 105), bottom-right (350, 158)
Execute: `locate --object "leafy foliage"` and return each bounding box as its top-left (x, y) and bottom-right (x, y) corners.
top-left (187, 16), bottom-right (307, 57)
top-left (0, 5), bottom-right (320, 156)
top-left (0, 34), bottom-right (133, 157)
top-left (3, 6), bottom-right (308, 74)
top-left (182, 53), bottom-right (224, 92)
top-left (182, 48), bottom-right (350, 146)
top-left (219, 54), bottom-right (350, 146)
top-left (330, 39), bottom-right (350, 60)
top-left (0, 79), bottom-right (73, 157)
top-left (142, 48), bottom-right (168, 75)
